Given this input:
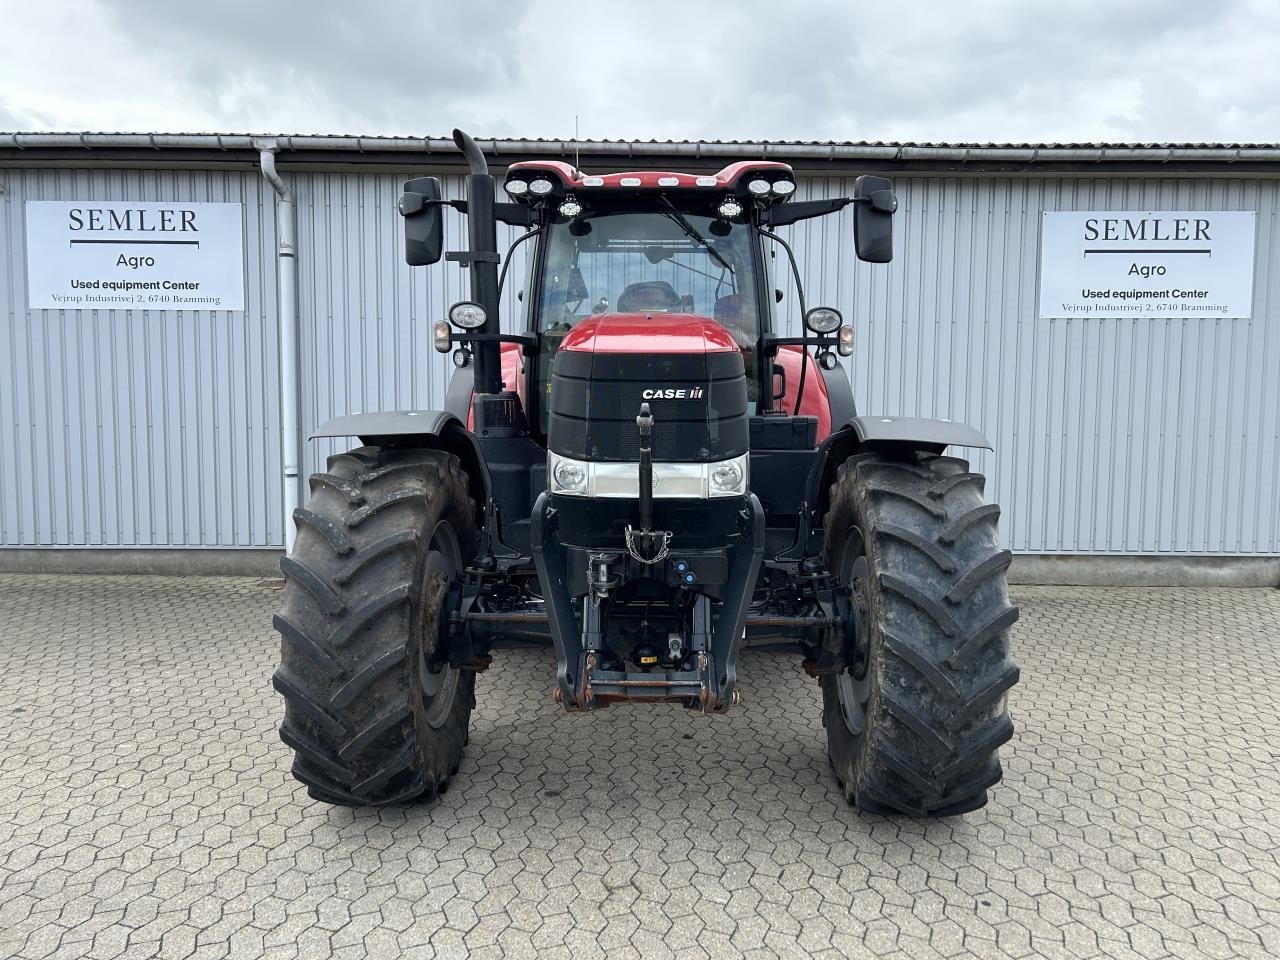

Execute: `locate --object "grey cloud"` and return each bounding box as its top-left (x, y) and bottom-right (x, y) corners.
top-left (2, 0), bottom-right (1277, 143)
top-left (94, 0), bottom-right (532, 134)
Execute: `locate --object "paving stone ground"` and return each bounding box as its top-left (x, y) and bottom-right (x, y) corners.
top-left (0, 575), bottom-right (1278, 960)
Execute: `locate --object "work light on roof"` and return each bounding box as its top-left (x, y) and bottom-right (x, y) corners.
top-left (558, 197), bottom-right (583, 218)
top-left (528, 178), bottom-right (555, 196)
top-left (772, 180), bottom-right (796, 196)
top-left (717, 198), bottom-right (744, 219)
top-left (747, 178), bottom-right (772, 197)
top-left (505, 179), bottom-right (529, 196)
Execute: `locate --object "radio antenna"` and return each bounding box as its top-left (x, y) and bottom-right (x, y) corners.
top-left (574, 115), bottom-right (580, 177)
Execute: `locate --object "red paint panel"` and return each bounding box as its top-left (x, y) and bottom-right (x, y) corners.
top-left (775, 345), bottom-right (832, 442)
top-left (558, 313), bottom-right (740, 355)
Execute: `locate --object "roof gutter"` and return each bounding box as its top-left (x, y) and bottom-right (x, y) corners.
top-left (4, 132), bottom-right (1280, 166)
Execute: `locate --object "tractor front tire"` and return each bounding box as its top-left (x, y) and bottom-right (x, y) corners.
top-left (821, 452), bottom-right (1019, 816)
top-left (273, 445), bottom-right (477, 806)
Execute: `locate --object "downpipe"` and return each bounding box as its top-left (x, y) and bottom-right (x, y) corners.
top-left (257, 141), bottom-right (302, 552)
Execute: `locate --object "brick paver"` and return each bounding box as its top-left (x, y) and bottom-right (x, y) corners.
top-left (0, 574), bottom-right (1277, 959)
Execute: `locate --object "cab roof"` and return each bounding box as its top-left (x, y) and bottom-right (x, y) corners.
top-left (503, 159), bottom-right (796, 201)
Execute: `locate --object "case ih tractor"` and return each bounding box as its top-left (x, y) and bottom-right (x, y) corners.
top-left (273, 130), bottom-right (1019, 817)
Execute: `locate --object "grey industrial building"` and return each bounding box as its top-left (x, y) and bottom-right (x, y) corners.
top-left (1, 133), bottom-right (1277, 583)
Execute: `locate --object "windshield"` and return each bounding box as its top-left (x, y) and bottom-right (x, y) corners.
top-left (536, 211), bottom-right (761, 348)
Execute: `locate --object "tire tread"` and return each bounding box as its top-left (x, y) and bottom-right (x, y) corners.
top-left (822, 451), bottom-right (1019, 817)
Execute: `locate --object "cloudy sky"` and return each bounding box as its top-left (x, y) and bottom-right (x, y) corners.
top-left (1, 0), bottom-right (1277, 144)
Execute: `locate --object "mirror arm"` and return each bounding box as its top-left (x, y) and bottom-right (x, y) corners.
top-left (761, 198), bottom-right (853, 227)
top-left (495, 202), bottom-right (535, 227)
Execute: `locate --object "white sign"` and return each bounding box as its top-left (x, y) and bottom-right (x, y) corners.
top-left (25, 200), bottom-right (246, 310)
top-left (1038, 210), bottom-right (1255, 319)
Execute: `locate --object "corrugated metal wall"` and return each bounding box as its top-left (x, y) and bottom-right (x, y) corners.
top-left (784, 176), bottom-right (1280, 555)
top-left (3, 166), bottom-right (1278, 554)
top-left (1, 168), bottom-right (282, 547)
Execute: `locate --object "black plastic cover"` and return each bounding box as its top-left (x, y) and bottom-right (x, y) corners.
top-left (548, 349), bottom-right (748, 463)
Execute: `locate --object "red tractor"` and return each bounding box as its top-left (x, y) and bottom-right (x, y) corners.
top-left (273, 130), bottom-right (1019, 816)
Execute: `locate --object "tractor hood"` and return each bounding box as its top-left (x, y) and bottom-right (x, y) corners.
top-left (558, 313), bottom-right (740, 356)
top-left (547, 312), bottom-right (748, 464)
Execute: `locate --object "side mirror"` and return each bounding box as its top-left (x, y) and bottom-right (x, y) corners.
top-left (853, 175), bottom-right (896, 263)
top-left (398, 176), bottom-right (444, 266)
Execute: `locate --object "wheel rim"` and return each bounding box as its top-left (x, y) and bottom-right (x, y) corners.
top-left (835, 526), bottom-right (873, 738)
top-left (418, 519), bottom-right (462, 730)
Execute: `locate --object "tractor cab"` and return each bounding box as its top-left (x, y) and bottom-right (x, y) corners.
top-left (500, 159), bottom-right (841, 439)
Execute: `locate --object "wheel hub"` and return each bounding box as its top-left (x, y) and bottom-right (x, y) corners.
top-left (417, 520), bottom-right (463, 729)
top-left (836, 527), bottom-right (872, 737)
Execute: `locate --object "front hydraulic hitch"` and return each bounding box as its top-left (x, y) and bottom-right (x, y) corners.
top-left (624, 402), bottom-right (672, 564)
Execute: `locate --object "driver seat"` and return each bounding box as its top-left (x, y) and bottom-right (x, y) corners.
top-left (617, 280), bottom-right (680, 312)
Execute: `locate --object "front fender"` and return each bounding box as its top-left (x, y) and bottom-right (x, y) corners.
top-left (793, 416), bottom-right (992, 557)
top-left (847, 415), bottom-right (990, 450)
top-left (310, 410), bottom-right (490, 520)
top-left (311, 409), bottom-right (462, 441)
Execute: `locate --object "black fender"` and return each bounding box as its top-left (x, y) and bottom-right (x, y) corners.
top-left (844, 415), bottom-right (990, 450)
top-left (311, 410), bottom-right (490, 522)
top-left (792, 416), bottom-right (992, 558)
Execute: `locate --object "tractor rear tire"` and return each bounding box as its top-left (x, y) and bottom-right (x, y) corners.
top-left (273, 445), bottom-right (477, 806)
top-left (821, 451), bottom-right (1019, 816)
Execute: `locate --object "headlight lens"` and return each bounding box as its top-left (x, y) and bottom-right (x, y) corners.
top-left (772, 180), bottom-right (796, 196)
top-left (557, 197), bottom-right (583, 218)
top-left (505, 179), bottom-right (529, 196)
top-left (747, 178), bottom-right (772, 196)
top-left (805, 307), bottom-right (843, 334)
top-left (710, 461), bottom-right (744, 492)
top-left (553, 459), bottom-right (587, 492)
top-left (528, 178), bottom-right (555, 196)
top-left (448, 301), bottom-right (487, 329)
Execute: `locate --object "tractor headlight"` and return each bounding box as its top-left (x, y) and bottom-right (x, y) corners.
top-left (747, 178), bottom-right (772, 197)
top-left (557, 197), bottom-right (583, 218)
top-left (505, 179), bottom-right (529, 196)
top-left (710, 461), bottom-right (745, 493)
top-left (528, 178), bottom-right (555, 196)
top-left (552, 457), bottom-right (587, 492)
top-left (804, 306), bottom-right (843, 334)
top-left (772, 180), bottom-right (796, 196)
top-left (548, 453), bottom-right (748, 498)
top-left (448, 300), bottom-right (487, 329)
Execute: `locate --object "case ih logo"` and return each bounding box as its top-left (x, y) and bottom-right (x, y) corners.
top-left (641, 387), bottom-right (704, 400)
